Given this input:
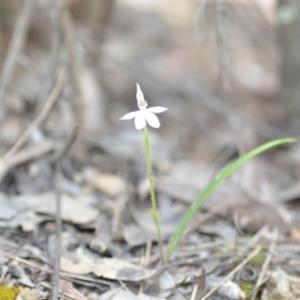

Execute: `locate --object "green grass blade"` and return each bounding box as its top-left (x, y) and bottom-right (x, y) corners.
top-left (166, 138), bottom-right (296, 261)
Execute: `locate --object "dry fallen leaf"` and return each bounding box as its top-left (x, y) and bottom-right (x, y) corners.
top-left (83, 168), bottom-right (125, 197)
top-left (92, 258), bottom-right (156, 281)
top-left (59, 279), bottom-right (87, 300)
top-left (122, 223), bottom-right (150, 247)
top-left (60, 255), bottom-right (92, 275)
top-left (0, 191), bottom-right (49, 232)
top-left (199, 220), bottom-right (237, 239)
top-left (265, 270), bottom-right (300, 300)
top-left (16, 287), bottom-right (47, 300)
top-left (13, 192), bottom-right (98, 225)
top-left (0, 193), bottom-right (26, 220)
top-left (98, 289), bottom-right (165, 300)
top-left (158, 271), bottom-right (175, 298)
top-left (206, 275), bottom-right (244, 300)
top-left (60, 247), bottom-right (156, 282)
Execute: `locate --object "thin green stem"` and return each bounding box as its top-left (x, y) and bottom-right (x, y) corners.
top-left (143, 125), bottom-right (165, 264)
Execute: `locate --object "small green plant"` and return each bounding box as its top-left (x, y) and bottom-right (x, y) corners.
top-left (121, 84), bottom-right (296, 264)
top-left (120, 83), bottom-right (168, 263)
top-left (166, 137), bottom-right (296, 261)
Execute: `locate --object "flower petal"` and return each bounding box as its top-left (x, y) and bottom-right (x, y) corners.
top-left (136, 83), bottom-right (145, 103)
top-left (134, 112), bottom-right (146, 130)
top-left (120, 111), bottom-right (140, 120)
top-left (144, 111), bottom-right (160, 128)
top-left (147, 106), bottom-right (168, 113)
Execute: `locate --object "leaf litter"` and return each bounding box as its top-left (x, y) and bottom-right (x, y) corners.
top-left (1, 0), bottom-right (300, 300)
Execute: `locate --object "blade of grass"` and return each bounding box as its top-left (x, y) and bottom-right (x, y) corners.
top-left (166, 138), bottom-right (296, 261)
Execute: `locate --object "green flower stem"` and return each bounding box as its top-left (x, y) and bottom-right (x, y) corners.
top-left (144, 125), bottom-right (165, 264)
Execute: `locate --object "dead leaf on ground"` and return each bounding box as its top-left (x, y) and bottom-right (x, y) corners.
top-left (206, 275), bottom-right (244, 300)
top-left (155, 160), bottom-right (210, 204)
top-left (17, 287), bottom-right (48, 300)
top-left (59, 279), bottom-right (87, 300)
top-left (0, 193), bottom-right (26, 220)
top-left (82, 168), bottom-right (125, 198)
top-left (60, 247), bottom-right (156, 281)
top-left (13, 192), bottom-right (98, 225)
top-left (199, 220), bottom-right (237, 239)
top-left (265, 269), bottom-right (300, 300)
top-left (230, 202), bottom-right (289, 234)
top-left (98, 289), bottom-right (165, 300)
top-left (0, 194), bottom-right (49, 232)
top-left (122, 223), bottom-right (150, 248)
top-left (93, 258), bottom-right (156, 281)
top-left (168, 291), bottom-right (186, 300)
top-left (60, 255), bottom-right (92, 275)
top-left (158, 271), bottom-right (175, 298)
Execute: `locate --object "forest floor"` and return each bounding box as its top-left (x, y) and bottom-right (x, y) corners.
top-left (1, 1), bottom-right (300, 299)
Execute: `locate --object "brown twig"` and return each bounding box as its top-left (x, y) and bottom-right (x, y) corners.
top-left (0, 0), bottom-right (35, 120)
top-left (200, 246), bottom-right (262, 300)
top-left (60, 8), bottom-right (85, 126)
top-left (52, 125), bottom-right (80, 300)
top-left (52, 160), bottom-right (62, 300)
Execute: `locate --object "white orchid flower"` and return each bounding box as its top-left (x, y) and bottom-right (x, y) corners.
top-left (120, 84), bottom-right (168, 130)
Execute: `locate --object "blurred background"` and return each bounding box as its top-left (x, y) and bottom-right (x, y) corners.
top-left (0, 0), bottom-right (300, 196)
top-left (3, 2), bottom-right (300, 298)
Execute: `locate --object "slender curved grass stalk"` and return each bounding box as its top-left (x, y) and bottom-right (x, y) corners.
top-left (144, 125), bottom-right (165, 264)
top-left (166, 138), bottom-right (296, 262)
